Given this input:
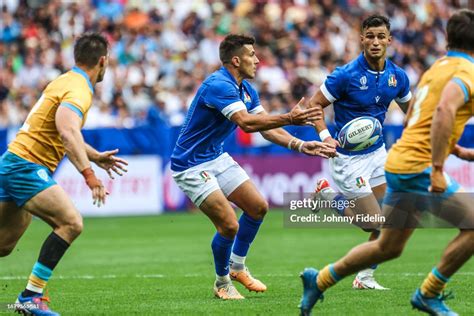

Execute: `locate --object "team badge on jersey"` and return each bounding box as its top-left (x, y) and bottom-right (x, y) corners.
top-left (355, 176), bottom-right (366, 188)
top-left (388, 74), bottom-right (397, 87)
top-left (359, 76), bottom-right (368, 90)
top-left (200, 171), bottom-right (211, 182)
top-left (243, 92), bottom-right (251, 103)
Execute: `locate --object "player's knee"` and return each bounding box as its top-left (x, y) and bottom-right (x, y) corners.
top-left (63, 215), bottom-right (84, 238)
top-left (218, 221), bottom-right (239, 238)
top-left (252, 200), bottom-right (269, 220)
top-left (378, 242), bottom-right (404, 260)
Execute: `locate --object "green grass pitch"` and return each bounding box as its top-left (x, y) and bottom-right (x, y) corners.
top-left (0, 210), bottom-right (472, 315)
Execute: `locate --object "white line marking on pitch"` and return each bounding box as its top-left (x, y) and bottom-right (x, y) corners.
top-left (0, 272), bottom-right (473, 280)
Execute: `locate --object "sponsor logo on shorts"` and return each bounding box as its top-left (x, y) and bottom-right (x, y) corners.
top-left (355, 176), bottom-right (366, 188)
top-left (37, 169), bottom-right (49, 182)
top-left (200, 171), bottom-right (211, 183)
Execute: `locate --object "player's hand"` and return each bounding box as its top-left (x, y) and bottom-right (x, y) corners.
top-left (323, 137), bottom-right (340, 150)
top-left (82, 168), bottom-right (109, 207)
top-left (451, 144), bottom-right (471, 161)
top-left (94, 149), bottom-right (128, 180)
top-left (288, 98), bottom-right (323, 126)
top-left (301, 141), bottom-right (337, 158)
top-left (429, 167), bottom-right (447, 193)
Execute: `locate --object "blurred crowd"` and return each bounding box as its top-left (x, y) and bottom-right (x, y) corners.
top-left (0, 0), bottom-right (470, 129)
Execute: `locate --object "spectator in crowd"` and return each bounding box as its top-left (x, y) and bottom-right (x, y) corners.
top-left (0, 0), bottom-right (469, 129)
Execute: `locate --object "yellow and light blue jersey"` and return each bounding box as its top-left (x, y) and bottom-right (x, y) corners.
top-left (8, 66), bottom-right (94, 172)
top-left (386, 51), bottom-right (474, 174)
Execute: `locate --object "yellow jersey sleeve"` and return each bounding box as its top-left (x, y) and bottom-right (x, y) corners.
top-left (452, 68), bottom-right (474, 102)
top-left (60, 85), bottom-right (93, 119)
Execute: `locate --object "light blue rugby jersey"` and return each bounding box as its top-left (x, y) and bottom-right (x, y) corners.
top-left (321, 53), bottom-right (412, 155)
top-left (171, 67), bottom-right (263, 171)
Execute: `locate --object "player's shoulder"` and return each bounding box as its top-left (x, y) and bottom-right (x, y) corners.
top-left (338, 57), bottom-right (367, 79)
top-left (204, 69), bottom-right (239, 93)
top-left (52, 70), bottom-right (91, 92)
top-left (386, 59), bottom-right (408, 77)
top-left (242, 80), bottom-right (257, 94)
top-left (454, 56), bottom-right (474, 75)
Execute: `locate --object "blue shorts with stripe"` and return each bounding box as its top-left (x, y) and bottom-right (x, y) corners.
top-left (0, 151), bottom-right (57, 207)
top-left (383, 167), bottom-right (461, 211)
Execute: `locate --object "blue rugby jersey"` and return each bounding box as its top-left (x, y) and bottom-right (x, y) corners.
top-left (171, 67), bottom-right (263, 171)
top-left (321, 53), bottom-right (411, 155)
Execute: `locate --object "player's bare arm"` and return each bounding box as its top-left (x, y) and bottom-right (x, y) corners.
top-left (85, 144), bottom-right (128, 179)
top-left (451, 144), bottom-right (474, 161)
top-left (430, 81), bottom-right (467, 192)
top-left (308, 89), bottom-right (341, 147)
top-left (396, 100), bottom-right (410, 113)
top-left (230, 97), bottom-right (321, 133)
top-left (256, 110), bottom-right (337, 158)
top-left (56, 106), bottom-right (107, 206)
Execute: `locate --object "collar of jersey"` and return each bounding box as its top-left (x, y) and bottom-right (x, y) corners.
top-left (447, 50), bottom-right (474, 63)
top-left (358, 53), bottom-right (386, 74)
top-left (71, 66), bottom-right (94, 94)
top-left (220, 66), bottom-right (241, 90)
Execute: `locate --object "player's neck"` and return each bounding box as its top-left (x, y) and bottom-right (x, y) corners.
top-left (224, 65), bottom-right (244, 85)
top-left (363, 54), bottom-right (386, 72)
top-left (75, 64), bottom-right (98, 86)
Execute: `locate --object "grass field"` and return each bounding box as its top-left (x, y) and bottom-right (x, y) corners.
top-left (0, 210), bottom-right (472, 315)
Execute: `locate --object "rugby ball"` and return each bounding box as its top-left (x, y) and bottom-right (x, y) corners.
top-left (337, 116), bottom-right (382, 151)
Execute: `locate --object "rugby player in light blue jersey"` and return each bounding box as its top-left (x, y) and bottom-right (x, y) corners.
top-left (171, 34), bottom-right (336, 299)
top-left (308, 15), bottom-right (412, 290)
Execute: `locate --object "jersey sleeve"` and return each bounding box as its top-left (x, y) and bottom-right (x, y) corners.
top-left (204, 80), bottom-right (246, 119)
top-left (320, 67), bottom-right (349, 103)
top-left (452, 68), bottom-right (474, 103)
top-left (247, 84), bottom-right (264, 114)
top-left (395, 70), bottom-right (412, 103)
top-left (60, 85), bottom-right (92, 119)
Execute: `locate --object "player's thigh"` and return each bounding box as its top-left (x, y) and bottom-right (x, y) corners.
top-left (0, 201), bottom-right (32, 253)
top-left (22, 184), bottom-right (82, 230)
top-left (371, 183), bottom-right (387, 202)
top-left (200, 190), bottom-right (238, 235)
top-left (227, 180), bottom-right (268, 220)
top-left (434, 191), bottom-right (474, 229)
top-left (172, 161), bottom-right (238, 231)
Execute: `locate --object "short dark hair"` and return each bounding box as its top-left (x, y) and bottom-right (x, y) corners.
top-left (362, 14), bottom-right (390, 32)
top-left (447, 9), bottom-right (474, 51)
top-left (219, 34), bottom-right (255, 64)
top-left (74, 32), bottom-right (108, 68)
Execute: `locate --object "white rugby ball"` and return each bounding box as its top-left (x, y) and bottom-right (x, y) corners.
top-left (337, 116), bottom-right (382, 151)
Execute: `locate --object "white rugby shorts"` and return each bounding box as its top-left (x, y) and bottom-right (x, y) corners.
top-left (330, 146), bottom-right (387, 198)
top-left (172, 153), bottom-right (250, 207)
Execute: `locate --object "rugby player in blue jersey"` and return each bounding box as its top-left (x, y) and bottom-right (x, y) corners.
top-left (171, 34), bottom-right (337, 299)
top-left (309, 15), bottom-right (412, 290)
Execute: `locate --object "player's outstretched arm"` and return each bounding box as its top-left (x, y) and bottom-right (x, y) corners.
top-left (308, 89), bottom-right (340, 147)
top-left (85, 144), bottom-right (128, 179)
top-left (230, 98), bottom-right (321, 133)
top-left (430, 81), bottom-right (467, 192)
top-left (258, 111), bottom-right (337, 158)
top-left (451, 144), bottom-right (474, 161)
top-left (56, 106), bottom-right (107, 206)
